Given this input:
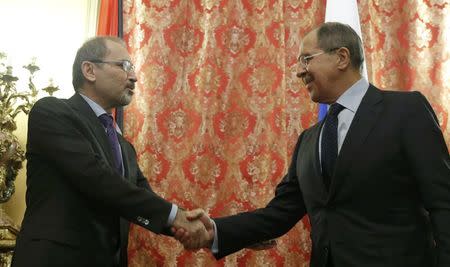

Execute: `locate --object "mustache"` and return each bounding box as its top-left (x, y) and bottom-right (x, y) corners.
top-left (126, 83), bottom-right (135, 90)
top-left (297, 73), bottom-right (314, 85)
top-left (303, 75), bottom-right (313, 85)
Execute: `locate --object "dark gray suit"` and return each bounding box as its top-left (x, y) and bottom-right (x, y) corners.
top-left (214, 85), bottom-right (450, 267)
top-left (12, 94), bottom-right (172, 267)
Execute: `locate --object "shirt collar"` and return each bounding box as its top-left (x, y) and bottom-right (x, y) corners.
top-left (336, 77), bottom-right (369, 113)
top-left (78, 93), bottom-right (122, 135)
top-left (79, 93), bottom-right (108, 117)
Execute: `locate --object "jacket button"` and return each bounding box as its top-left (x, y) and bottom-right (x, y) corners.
top-left (143, 219), bottom-right (149, 225)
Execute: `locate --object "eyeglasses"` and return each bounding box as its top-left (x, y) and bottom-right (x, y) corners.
top-left (89, 59), bottom-right (135, 73)
top-left (297, 47), bottom-right (340, 69)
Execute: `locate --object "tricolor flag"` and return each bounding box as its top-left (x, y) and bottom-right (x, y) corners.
top-left (319, 0), bottom-right (368, 121)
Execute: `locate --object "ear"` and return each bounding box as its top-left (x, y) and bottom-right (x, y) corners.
top-left (335, 47), bottom-right (351, 71)
top-left (81, 61), bottom-right (96, 82)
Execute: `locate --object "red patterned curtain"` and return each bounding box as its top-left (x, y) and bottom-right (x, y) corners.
top-left (123, 0), bottom-right (325, 266)
top-left (123, 0), bottom-right (450, 266)
top-left (358, 0), bottom-right (449, 148)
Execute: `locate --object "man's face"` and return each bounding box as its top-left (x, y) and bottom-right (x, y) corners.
top-left (92, 40), bottom-right (137, 110)
top-left (297, 31), bottom-right (338, 104)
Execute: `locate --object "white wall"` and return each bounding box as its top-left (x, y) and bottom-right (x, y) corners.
top-left (0, 0), bottom-right (98, 97)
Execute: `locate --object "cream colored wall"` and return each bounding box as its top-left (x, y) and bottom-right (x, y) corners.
top-left (0, 0), bottom-right (99, 227)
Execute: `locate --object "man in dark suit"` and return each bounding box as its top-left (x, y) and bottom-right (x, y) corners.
top-left (175, 22), bottom-right (450, 267)
top-left (12, 36), bottom-right (208, 267)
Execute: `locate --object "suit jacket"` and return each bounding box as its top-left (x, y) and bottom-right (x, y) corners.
top-left (214, 85), bottom-right (450, 267)
top-left (12, 94), bottom-right (173, 267)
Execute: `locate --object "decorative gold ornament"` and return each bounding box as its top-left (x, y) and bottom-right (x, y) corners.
top-left (0, 52), bottom-right (59, 203)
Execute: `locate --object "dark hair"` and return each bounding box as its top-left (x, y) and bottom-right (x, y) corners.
top-left (72, 36), bottom-right (125, 91)
top-left (316, 22), bottom-right (364, 71)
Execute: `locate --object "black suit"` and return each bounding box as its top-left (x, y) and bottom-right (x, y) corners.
top-left (214, 85), bottom-right (450, 267)
top-left (12, 94), bottom-right (173, 267)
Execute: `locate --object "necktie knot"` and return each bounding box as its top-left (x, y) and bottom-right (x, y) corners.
top-left (99, 113), bottom-right (114, 128)
top-left (328, 103), bottom-right (345, 117)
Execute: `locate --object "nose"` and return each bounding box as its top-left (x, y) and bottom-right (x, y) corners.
top-left (128, 70), bottom-right (138, 83)
top-left (296, 64), bottom-right (308, 79)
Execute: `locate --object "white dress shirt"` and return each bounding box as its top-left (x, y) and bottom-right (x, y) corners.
top-left (319, 78), bottom-right (369, 165)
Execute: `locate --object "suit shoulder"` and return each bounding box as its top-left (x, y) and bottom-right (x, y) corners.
top-left (29, 96), bottom-right (73, 123)
top-left (32, 96), bottom-right (67, 111)
top-left (380, 89), bottom-right (439, 125)
top-left (380, 89), bottom-right (423, 100)
top-left (379, 89), bottom-right (428, 107)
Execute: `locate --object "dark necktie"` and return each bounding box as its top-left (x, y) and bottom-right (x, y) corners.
top-left (321, 103), bottom-right (345, 190)
top-left (98, 113), bottom-right (123, 174)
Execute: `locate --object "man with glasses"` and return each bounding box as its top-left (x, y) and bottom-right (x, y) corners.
top-left (12, 36), bottom-right (209, 267)
top-left (174, 22), bottom-right (450, 267)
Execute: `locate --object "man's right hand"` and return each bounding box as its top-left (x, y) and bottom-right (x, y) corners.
top-left (172, 209), bottom-right (214, 250)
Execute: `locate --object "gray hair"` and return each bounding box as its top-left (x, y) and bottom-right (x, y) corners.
top-left (316, 22), bottom-right (364, 72)
top-left (72, 36), bottom-right (125, 91)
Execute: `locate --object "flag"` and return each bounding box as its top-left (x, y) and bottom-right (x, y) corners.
top-left (319, 0), bottom-right (367, 121)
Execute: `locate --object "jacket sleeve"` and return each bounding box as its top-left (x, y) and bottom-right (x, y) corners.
top-left (402, 92), bottom-right (450, 266)
top-left (27, 97), bottom-right (172, 234)
top-left (213, 132), bottom-right (308, 259)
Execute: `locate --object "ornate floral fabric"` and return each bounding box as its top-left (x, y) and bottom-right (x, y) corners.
top-left (123, 0), bottom-right (325, 266)
top-left (123, 0), bottom-right (449, 266)
top-left (359, 0), bottom-right (449, 147)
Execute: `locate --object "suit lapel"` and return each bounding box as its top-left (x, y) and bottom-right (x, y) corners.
top-left (327, 85), bottom-right (383, 201)
top-left (313, 120), bottom-right (326, 178)
top-left (297, 122), bottom-right (329, 203)
top-left (67, 94), bottom-right (116, 169)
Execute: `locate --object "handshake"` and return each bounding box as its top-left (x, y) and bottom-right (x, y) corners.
top-left (171, 209), bottom-right (214, 250)
top-left (171, 209), bottom-right (276, 251)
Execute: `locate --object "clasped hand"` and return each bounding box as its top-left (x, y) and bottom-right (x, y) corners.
top-left (172, 209), bottom-right (277, 252)
top-left (172, 209), bottom-right (214, 250)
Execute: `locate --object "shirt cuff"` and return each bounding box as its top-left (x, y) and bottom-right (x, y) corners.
top-left (211, 219), bottom-right (218, 254)
top-left (167, 204), bottom-right (178, 226)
